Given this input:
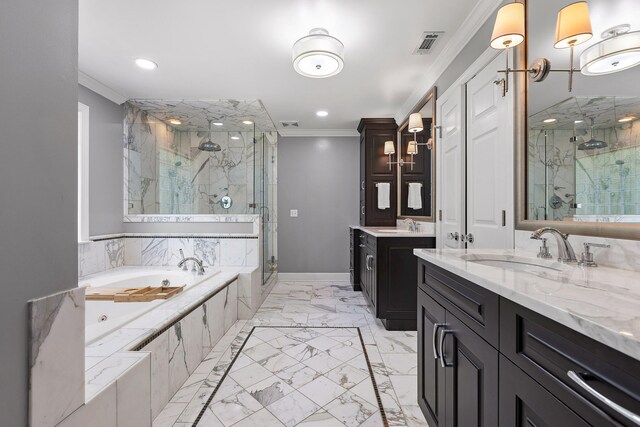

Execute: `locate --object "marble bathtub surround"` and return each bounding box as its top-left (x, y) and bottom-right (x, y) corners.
top-left (29, 287), bottom-right (86, 427)
top-left (79, 235), bottom-right (259, 279)
top-left (155, 280), bottom-right (429, 427)
top-left (414, 248), bottom-right (640, 361)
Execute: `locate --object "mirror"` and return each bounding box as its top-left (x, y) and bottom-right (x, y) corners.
top-left (397, 87), bottom-right (436, 220)
top-left (517, 0), bottom-right (640, 239)
top-left (124, 99), bottom-right (277, 216)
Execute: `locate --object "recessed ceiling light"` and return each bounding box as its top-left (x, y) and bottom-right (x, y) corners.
top-left (213, 122), bottom-right (223, 126)
top-left (543, 118), bottom-right (557, 123)
top-left (231, 136), bottom-right (240, 140)
top-left (618, 116), bottom-right (637, 122)
top-left (316, 110), bottom-right (328, 117)
top-left (574, 119), bottom-right (584, 124)
top-left (169, 119), bottom-right (182, 125)
top-left (242, 120), bottom-right (253, 125)
top-left (135, 58), bottom-right (158, 70)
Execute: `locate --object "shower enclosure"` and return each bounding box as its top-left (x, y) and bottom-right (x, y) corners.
top-left (124, 99), bottom-right (277, 284)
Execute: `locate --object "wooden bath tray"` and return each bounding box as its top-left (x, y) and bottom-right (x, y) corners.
top-left (85, 286), bottom-right (184, 302)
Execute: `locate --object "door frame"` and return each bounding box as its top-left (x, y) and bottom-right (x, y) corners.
top-left (435, 47), bottom-right (508, 248)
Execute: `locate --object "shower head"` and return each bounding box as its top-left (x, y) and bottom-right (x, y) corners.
top-left (199, 118), bottom-right (222, 151)
top-left (198, 139), bottom-right (221, 152)
top-left (577, 117), bottom-right (608, 151)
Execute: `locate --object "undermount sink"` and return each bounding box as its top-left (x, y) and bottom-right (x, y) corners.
top-left (375, 229), bottom-right (406, 233)
top-left (460, 254), bottom-right (570, 273)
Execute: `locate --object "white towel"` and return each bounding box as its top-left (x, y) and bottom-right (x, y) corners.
top-left (408, 182), bottom-right (423, 210)
top-left (377, 183), bottom-right (390, 210)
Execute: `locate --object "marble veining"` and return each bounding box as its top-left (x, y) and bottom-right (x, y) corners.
top-left (415, 248), bottom-right (640, 361)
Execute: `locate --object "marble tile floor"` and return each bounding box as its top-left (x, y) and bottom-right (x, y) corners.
top-left (154, 281), bottom-right (429, 427)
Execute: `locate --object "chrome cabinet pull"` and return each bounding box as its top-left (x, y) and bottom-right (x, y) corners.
top-left (366, 255), bottom-right (373, 271)
top-left (361, 206), bottom-right (365, 215)
top-left (359, 244), bottom-right (366, 248)
top-left (439, 329), bottom-right (454, 368)
top-left (432, 323), bottom-right (446, 359)
top-left (447, 232), bottom-right (460, 241)
top-left (461, 233), bottom-right (474, 244)
top-left (567, 371), bottom-right (640, 426)
top-left (361, 180), bottom-right (365, 190)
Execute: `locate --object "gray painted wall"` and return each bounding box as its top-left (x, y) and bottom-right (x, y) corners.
top-left (0, 0), bottom-right (78, 424)
top-left (277, 136), bottom-right (359, 273)
top-left (79, 85), bottom-right (125, 236)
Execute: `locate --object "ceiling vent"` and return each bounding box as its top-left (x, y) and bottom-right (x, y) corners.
top-left (280, 121), bottom-right (299, 128)
top-left (413, 32), bottom-right (444, 55)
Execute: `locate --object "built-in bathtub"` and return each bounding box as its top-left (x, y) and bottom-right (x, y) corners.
top-left (80, 267), bottom-right (219, 343)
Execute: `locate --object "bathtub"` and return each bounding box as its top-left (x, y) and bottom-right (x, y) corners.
top-left (80, 267), bottom-right (219, 343)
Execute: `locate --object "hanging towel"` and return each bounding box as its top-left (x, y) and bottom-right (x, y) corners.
top-left (408, 182), bottom-right (423, 210)
top-left (377, 183), bottom-right (391, 210)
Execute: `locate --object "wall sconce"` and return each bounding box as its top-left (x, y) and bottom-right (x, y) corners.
top-left (490, 1), bottom-right (593, 95)
top-left (409, 113), bottom-right (434, 151)
top-left (384, 140), bottom-right (414, 171)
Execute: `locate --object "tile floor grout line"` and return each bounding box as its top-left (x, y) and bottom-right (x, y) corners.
top-left (191, 326), bottom-right (257, 426)
top-left (357, 327), bottom-right (389, 427)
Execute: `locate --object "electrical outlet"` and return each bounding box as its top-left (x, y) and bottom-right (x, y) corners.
top-left (290, 209), bottom-right (298, 217)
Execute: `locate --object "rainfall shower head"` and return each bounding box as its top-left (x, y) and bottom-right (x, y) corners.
top-left (199, 119), bottom-right (222, 152)
top-left (577, 117), bottom-right (608, 151)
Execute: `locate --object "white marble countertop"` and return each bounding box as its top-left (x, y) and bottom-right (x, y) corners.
top-left (352, 225), bottom-right (436, 238)
top-left (414, 248), bottom-right (640, 361)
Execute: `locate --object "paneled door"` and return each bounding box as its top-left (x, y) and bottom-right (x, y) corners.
top-left (436, 85), bottom-right (465, 249)
top-left (465, 54), bottom-right (514, 249)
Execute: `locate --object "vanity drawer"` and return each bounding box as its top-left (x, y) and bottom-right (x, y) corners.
top-left (419, 260), bottom-right (499, 348)
top-left (500, 298), bottom-right (640, 426)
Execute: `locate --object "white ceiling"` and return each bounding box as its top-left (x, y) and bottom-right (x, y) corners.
top-left (79, 0), bottom-right (481, 133)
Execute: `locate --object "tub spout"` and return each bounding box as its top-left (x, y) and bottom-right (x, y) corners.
top-left (178, 257), bottom-right (206, 275)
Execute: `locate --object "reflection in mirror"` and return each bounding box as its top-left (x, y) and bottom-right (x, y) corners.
top-left (526, 0), bottom-right (640, 224)
top-left (398, 88), bottom-right (435, 220)
top-left (124, 100), bottom-right (277, 215)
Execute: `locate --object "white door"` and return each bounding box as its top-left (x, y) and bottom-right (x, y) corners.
top-left (464, 53), bottom-right (514, 249)
top-left (436, 85), bottom-right (465, 249)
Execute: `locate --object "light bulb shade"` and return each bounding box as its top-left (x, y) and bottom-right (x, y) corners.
top-left (407, 141), bottom-right (418, 155)
top-left (408, 113), bottom-right (424, 133)
top-left (580, 31), bottom-right (640, 75)
top-left (384, 141), bottom-right (395, 155)
top-left (554, 2), bottom-right (592, 48)
top-left (293, 28), bottom-right (345, 78)
top-left (490, 2), bottom-right (525, 49)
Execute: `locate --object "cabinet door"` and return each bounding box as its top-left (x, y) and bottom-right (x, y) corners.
top-left (442, 312), bottom-right (498, 427)
top-left (418, 290), bottom-right (447, 427)
top-left (359, 244), bottom-right (368, 293)
top-left (499, 355), bottom-right (590, 427)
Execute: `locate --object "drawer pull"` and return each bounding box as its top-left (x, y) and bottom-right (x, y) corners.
top-left (567, 371), bottom-right (640, 426)
top-left (439, 329), bottom-right (454, 368)
top-left (432, 323), bottom-right (446, 359)
top-left (359, 244), bottom-right (366, 248)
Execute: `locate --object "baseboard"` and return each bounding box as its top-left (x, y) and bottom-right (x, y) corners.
top-left (278, 273), bottom-right (350, 281)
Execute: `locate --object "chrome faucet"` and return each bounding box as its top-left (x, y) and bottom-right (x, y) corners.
top-left (405, 218), bottom-right (419, 232)
top-left (178, 249), bottom-right (205, 275)
top-left (530, 227), bottom-right (578, 263)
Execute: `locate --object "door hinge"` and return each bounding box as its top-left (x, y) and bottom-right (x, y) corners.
top-left (438, 210), bottom-right (442, 221)
top-left (502, 210), bottom-right (506, 227)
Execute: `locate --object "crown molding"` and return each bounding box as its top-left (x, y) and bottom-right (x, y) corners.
top-left (278, 128), bottom-right (359, 138)
top-left (78, 71), bottom-right (128, 105)
top-left (395, 0), bottom-right (503, 123)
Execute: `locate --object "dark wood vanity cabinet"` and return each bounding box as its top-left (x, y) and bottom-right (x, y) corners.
top-left (357, 118), bottom-right (398, 226)
top-left (417, 259), bottom-right (640, 427)
top-left (356, 233), bottom-right (435, 330)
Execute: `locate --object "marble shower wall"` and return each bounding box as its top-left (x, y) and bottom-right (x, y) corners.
top-left (575, 120), bottom-right (640, 216)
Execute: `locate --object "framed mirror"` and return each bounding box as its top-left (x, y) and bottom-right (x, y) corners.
top-left (516, 0), bottom-right (640, 239)
top-left (397, 86), bottom-right (436, 221)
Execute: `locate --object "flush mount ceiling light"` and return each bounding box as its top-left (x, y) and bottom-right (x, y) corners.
top-left (135, 58), bottom-right (158, 70)
top-left (292, 28), bottom-right (344, 78)
top-left (316, 110), bottom-right (328, 117)
top-left (581, 24), bottom-right (640, 76)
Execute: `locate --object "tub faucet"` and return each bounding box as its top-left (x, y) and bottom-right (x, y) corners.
top-left (530, 227), bottom-right (577, 263)
top-left (178, 256), bottom-right (206, 275)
